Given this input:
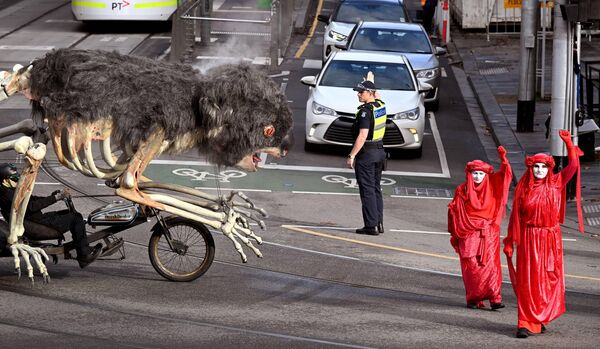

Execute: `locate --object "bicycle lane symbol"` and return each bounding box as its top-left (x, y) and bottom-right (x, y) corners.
top-left (172, 168), bottom-right (247, 183)
top-left (321, 174), bottom-right (396, 189)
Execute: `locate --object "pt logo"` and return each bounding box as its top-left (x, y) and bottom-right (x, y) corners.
top-left (112, 0), bottom-right (130, 10)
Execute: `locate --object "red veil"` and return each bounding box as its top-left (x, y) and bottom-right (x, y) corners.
top-left (449, 160), bottom-right (510, 239)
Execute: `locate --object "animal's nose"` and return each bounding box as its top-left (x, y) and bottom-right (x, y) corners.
top-left (279, 132), bottom-right (293, 158)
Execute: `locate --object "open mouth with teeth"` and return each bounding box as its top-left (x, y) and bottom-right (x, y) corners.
top-left (236, 147), bottom-right (286, 172)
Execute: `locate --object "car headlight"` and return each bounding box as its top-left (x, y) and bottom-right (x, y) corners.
top-left (328, 30), bottom-right (347, 42)
top-left (392, 107), bottom-right (420, 120)
top-left (312, 101), bottom-right (337, 116)
top-left (416, 68), bottom-right (440, 79)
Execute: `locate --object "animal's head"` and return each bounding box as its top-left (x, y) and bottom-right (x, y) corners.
top-left (0, 64), bottom-right (31, 100)
top-left (196, 63), bottom-right (293, 171)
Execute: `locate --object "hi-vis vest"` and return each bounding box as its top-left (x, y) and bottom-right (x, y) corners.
top-left (356, 100), bottom-right (387, 142)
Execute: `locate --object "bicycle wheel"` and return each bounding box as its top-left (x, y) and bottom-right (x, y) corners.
top-left (148, 216), bottom-right (215, 282)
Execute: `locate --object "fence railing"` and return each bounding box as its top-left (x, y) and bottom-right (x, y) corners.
top-left (170, 0), bottom-right (294, 70)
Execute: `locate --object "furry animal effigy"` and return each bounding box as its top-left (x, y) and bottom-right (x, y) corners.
top-left (0, 48), bottom-right (293, 283)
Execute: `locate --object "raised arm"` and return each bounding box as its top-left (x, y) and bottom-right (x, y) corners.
top-left (558, 130), bottom-right (581, 187)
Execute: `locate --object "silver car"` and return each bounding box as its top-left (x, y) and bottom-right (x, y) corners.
top-left (318, 0), bottom-right (410, 63)
top-left (343, 21), bottom-right (446, 111)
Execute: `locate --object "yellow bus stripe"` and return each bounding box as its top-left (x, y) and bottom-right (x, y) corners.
top-left (134, 1), bottom-right (178, 9)
top-left (72, 1), bottom-right (107, 8)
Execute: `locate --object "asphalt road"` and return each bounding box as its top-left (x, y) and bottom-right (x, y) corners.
top-left (0, 0), bottom-right (599, 348)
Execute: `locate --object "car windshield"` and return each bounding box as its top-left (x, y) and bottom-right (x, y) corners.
top-left (351, 28), bottom-right (432, 54)
top-left (319, 60), bottom-right (415, 91)
top-left (335, 2), bottom-right (407, 23)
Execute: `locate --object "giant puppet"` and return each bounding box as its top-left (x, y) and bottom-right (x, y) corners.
top-left (0, 48), bottom-right (293, 283)
top-left (448, 146), bottom-right (512, 309)
top-left (504, 130), bottom-right (583, 338)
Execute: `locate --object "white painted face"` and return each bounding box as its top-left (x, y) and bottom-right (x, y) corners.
top-left (471, 170), bottom-right (486, 184)
top-left (533, 162), bottom-right (549, 179)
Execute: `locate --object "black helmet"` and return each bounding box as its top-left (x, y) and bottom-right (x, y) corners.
top-left (0, 163), bottom-right (19, 182)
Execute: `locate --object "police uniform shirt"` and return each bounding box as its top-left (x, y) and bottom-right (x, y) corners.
top-left (355, 99), bottom-right (384, 141)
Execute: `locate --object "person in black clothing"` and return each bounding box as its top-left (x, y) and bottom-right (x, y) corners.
top-left (422, 0), bottom-right (437, 36)
top-left (0, 163), bottom-right (101, 268)
top-left (346, 79), bottom-right (386, 236)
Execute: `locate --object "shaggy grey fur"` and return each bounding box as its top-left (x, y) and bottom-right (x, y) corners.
top-left (27, 49), bottom-right (293, 166)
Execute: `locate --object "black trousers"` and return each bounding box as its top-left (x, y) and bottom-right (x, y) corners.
top-left (354, 147), bottom-right (386, 228)
top-left (32, 210), bottom-right (90, 257)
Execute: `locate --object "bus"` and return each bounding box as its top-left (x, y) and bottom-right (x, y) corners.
top-left (71, 0), bottom-right (177, 21)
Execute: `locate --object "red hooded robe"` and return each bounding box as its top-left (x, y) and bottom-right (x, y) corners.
top-left (505, 146), bottom-right (583, 333)
top-left (448, 157), bottom-right (512, 307)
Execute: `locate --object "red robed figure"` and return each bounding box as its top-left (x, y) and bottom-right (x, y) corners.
top-left (504, 130), bottom-right (584, 336)
top-left (448, 146), bottom-right (512, 308)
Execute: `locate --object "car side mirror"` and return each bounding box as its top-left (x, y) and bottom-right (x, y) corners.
top-left (418, 82), bottom-right (433, 94)
top-left (317, 14), bottom-right (330, 23)
top-left (435, 46), bottom-right (447, 55)
top-left (300, 76), bottom-right (317, 87)
top-left (334, 43), bottom-right (348, 50)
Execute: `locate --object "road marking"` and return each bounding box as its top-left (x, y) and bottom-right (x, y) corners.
top-left (295, 0), bottom-right (324, 58)
top-left (303, 59), bottom-right (322, 69)
top-left (283, 225), bottom-right (459, 260)
top-left (441, 67), bottom-right (447, 77)
top-left (0, 45), bottom-right (54, 50)
top-left (194, 187), bottom-right (271, 193)
top-left (391, 229), bottom-right (449, 235)
top-left (261, 164), bottom-right (449, 178)
top-left (264, 241), bottom-right (361, 261)
top-left (291, 191), bottom-right (359, 195)
top-left (32, 182), bottom-right (61, 185)
top-left (391, 195), bottom-right (452, 200)
top-left (282, 226), bottom-right (600, 281)
top-left (428, 112), bottom-right (450, 178)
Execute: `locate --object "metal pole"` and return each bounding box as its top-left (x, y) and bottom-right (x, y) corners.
top-left (550, 0), bottom-right (570, 157)
top-left (269, 0), bottom-right (279, 70)
top-left (199, 0), bottom-right (212, 46)
top-left (516, 0), bottom-right (539, 132)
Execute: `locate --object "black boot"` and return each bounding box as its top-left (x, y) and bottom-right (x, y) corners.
top-left (491, 302), bottom-right (505, 310)
top-left (516, 328), bottom-right (530, 338)
top-left (377, 222), bottom-right (384, 234)
top-left (356, 227), bottom-right (379, 235)
top-left (78, 244), bottom-right (102, 269)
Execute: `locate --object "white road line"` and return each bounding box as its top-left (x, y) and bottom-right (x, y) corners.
top-left (194, 187), bottom-right (271, 192)
top-left (390, 195), bottom-right (452, 200)
top-left (303, 59), bottom-right (322, 69)
top-left (263, 241), bottom-right (361, 260)
top-left (0, 45), bottom-right (54, 50)
top-left (284, 225), bottom-right (356, 231)
top-left (391, 229), bottom-right (449, 235)
top-left (428, 111), bottom-right (451, 178)
top-left (261, 163), bottom-right (449, 177)
top-left (291, 191), bottom-right (359, 195)
top-left (441, 67), bottom-right (447, 77)
top-left (32, 182), bottom-right (61, 185)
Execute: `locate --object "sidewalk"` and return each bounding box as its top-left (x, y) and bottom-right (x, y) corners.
top-left (449, 32), bottom-right (600, 236)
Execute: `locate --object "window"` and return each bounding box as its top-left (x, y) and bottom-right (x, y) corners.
top-left (320, 61), bottom-right (415, 91)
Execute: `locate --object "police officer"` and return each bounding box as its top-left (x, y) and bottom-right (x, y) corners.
top-left (346, 79), bottom-right (386, 236)
top-left (0, 163), bottom-right (102, 268)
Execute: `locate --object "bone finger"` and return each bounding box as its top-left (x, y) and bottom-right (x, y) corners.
top-left (30, 249), bottom-right (49, 281)
top-left (234, 224), bottom-right (263, 245)
top-left (232, 227), bottom-right (262, 257)
top-left (221, 229), bottom-right (247, 263)
top-left (10, 245), bottom-right (21, 278)
top-left (17, 247), bottom-right (34, 280)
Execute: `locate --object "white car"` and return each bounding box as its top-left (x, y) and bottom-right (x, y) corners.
top-left (301, 51), bottom-right (431, 158)
top-left (318, 0), bottom-right (410, 62)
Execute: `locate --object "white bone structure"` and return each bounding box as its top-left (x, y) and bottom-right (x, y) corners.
top-left (0, 65), bottom-right (267, 283)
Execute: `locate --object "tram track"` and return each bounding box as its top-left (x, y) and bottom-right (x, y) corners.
top-left (0, 279), bottom-right (376, 349)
